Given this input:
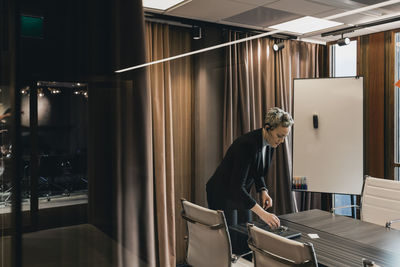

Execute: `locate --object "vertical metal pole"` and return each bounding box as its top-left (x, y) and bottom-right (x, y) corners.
top-left (30, 82), bottom-right (38, 229)
top-left (10, 0), bottom-right (22, 265)
top-left (351, 194), bottom-right (356, 219)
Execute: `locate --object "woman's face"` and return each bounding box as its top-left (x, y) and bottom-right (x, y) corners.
top-left (265, 125), bottom-right (291, 148)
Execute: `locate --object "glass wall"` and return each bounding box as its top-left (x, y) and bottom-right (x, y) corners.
top-left (395, 33), bottom-right (400, 181)
top-left (22, 82), bottom-right (88, 211)
top-left (0, 0), bottom-right (14, 265)
top-left (330, 40), bottom-right (358, 216)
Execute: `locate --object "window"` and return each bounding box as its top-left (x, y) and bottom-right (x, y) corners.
top-left (331, 40), bottom-right (357, 77)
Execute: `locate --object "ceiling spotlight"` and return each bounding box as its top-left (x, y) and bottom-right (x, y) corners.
top-left (337, 34), bottom-right (350, 46)
top-left (273, 42), bottom-right (284, 52)
top-left (337, 37), bottom-right (350, 46)
top-left (38, 88), bottom-right (45, 97)
top-left (21, 86), bottom-right (30, 95)
top-left (49, 88), bottom-right (61, 94)
top-left (192, 26), bottom-right (202, 40)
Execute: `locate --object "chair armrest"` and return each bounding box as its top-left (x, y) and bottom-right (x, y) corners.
top-left (385, 219), bottom-right (400, 229)
top-left (181, 212), bottom-right (224, 230)
top-left (331, 205), bottom-right (359, 213)
top-left (363, 258), bottom-right (381, 267)
top-left (231, 250), bottom-right (253, 263)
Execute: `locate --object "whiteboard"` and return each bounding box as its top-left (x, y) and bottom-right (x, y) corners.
top-left (293, 77), bottom-right (363, 195)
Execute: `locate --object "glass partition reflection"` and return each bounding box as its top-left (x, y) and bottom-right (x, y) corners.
top-left (0, 86), bottom-right (12, 266)
top-left (21, 82), bottom-right (89, 211)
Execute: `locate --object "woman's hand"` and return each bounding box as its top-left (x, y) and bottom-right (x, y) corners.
top-left (260, 190), bottom-right (273, 210)
top-left (259, 210), bottom-right (280, 228)
top-left (251, 204), bottom-right (280, 228)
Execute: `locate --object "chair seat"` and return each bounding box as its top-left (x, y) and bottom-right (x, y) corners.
top-left (233, 257), bottom-right (253, 267)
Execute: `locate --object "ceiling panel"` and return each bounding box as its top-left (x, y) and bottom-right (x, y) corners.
top-left (264, 0), bottom-right (336, 16)
top-left (380, 3), bottom-right (400, 12)
top-left (167, 0), bottom-right (255, 21)
top-left (312, 8), bottom-right (347, 19)
top-left (334, 13), bottom-right (378, 25)
top-left (223, 6), bottom-right (301, 28)
top-left (228, 0), bottom-right (277, 6)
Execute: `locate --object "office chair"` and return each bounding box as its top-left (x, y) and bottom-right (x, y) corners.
top-left (332, 176), bottom-right (400, 230)
top-left (39, 155), bottom-right (69, 200)
top-left (247, 223), bottom-right (318, 267)
top-left (180, 199), bottom-right (253, 267)
top-left (71, 152), bottom-right (88, 190)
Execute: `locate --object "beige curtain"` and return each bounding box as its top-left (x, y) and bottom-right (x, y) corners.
top-left (145, 22), bottom-right (193, 266)
top-left (88, 1), bottom-right (157, 266)
top-left (224, 31), bottom-right (327, 214)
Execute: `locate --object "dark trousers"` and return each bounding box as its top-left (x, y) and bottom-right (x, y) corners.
top-left (206, 190), bottom-right (252, 255)
top-left (224, 209), bottom-right (252, 256)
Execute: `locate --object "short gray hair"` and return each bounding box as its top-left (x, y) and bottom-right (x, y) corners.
top-left (264, 107), bottom-right (294, 130)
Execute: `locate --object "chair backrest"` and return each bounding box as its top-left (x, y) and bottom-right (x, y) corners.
top-left (181, 199), bottom-right (232, 267)
top-left (361, 176), bottom-right (400, 230)
top-left (247, 224), bottom-right (318, 267)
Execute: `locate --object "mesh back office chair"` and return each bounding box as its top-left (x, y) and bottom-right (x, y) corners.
top-left (39, 155), bottom-right (68, 199)
top-left (333, 176), bottom-right (400, 230)
top-left (180, 199), bottom-right (253, 267)
top-left (247, 224), bottom-right (318, 267)
top-left (362, 176), bottom-right (400, 230)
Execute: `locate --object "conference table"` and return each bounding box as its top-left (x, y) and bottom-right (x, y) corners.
top-left (230, 209), bottom-right (400, 267)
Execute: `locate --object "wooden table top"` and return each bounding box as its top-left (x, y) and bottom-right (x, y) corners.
top-left (279, 209), bottom-right (400, 266)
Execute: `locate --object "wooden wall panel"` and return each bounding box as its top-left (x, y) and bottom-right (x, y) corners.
top-left (358, 32), bottom-right (386, 178)
top-left (368, 33), bottom-right (385, 177)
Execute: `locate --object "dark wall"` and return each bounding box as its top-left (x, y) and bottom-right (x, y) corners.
top-left (19, 0), bottom-right (116, 83)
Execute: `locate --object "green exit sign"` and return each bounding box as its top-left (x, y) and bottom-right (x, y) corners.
top-left (21, 15), bottom-right (44, 38)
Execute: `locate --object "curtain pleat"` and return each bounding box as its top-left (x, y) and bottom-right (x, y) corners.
top-left (224, 32), bottom-right (328, 215)
top-left (145, 22), bottom-right (193, 266)
top-left (146, 23), bottom-right (176, 267)
top-left (88, 1), bottom-right (157, 266)
top-left (169, 27), bottom-right (193, 264)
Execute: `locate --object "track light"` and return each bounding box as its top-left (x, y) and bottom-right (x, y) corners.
top-left (192, 26), bottom-right (202, 40)
top-left (273, 42), bottom-right (284, 52)
top-left (337, 34), bottom-right (350, 46)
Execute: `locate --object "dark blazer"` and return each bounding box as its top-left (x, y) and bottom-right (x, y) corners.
top-left (206, 128), bottom-right (274, 211)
